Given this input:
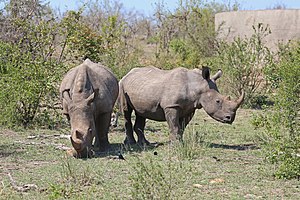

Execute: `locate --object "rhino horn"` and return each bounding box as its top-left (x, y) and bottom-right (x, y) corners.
top-left (70, 131), bottom-right (82, 151)
top-left (211, 69), bottom-right (222, 82)
top-left (86, 92), bottom-right (95, 105)
top-left (235, 90), bottom-right (245, 107)
top-left (225, 95), bottom-right (231, 101)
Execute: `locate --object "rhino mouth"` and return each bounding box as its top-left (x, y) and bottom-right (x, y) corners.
top-left (73, 147), bottom-right (93, 158)
top-left (211, 115), bottom-right (234, 124)
top-left (218, 119), bottom-right (233, 124)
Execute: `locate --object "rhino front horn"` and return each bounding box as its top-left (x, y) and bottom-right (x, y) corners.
top-left (236, 90), bottom-right (245, 107)
top-left (70, 136), bottom-right (82, 151)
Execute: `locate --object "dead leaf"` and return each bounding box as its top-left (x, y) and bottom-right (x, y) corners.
top-left (193, 184), bottom-right (203, 188)
top-left (209, 178), bottom-right (225, 184)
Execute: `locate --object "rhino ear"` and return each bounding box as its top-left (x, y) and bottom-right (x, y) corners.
top-left (202, 66), bottom-right (210, 80)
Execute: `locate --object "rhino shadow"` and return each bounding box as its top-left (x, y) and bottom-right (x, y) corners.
top-left (208, 143), bottom-right (259, 151)
top-left (92, 142), bottom-right (163, 158)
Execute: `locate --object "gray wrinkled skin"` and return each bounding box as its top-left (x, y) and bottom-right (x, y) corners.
top-left (60, 59), bottom-right (118, 158)
top-left (119, 66), bottom-right (244, 145)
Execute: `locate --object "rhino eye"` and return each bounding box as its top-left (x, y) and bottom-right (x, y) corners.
top-left (216, 99), bottom-right (221, 104)
top-left (88, 128), bottom-right (92, 133)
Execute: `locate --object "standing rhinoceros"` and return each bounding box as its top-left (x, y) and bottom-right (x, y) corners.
top-left (119, 66), bottom-right (244, 145)
top-left (60, 59), bottom-right (118, 157)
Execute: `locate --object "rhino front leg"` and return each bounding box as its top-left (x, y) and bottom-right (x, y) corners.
top-left (179, 111), bottom-right (195, 132)
top-left (94, 112), bottom-right (111, 152)
top-left (164, 107), bottom-right (182, 141)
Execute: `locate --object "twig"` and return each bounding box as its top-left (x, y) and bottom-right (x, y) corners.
top-left (7, 173), bottom-right (38, 192)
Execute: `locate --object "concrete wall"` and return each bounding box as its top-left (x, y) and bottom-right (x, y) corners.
top-left (215, 9), bottom-right (300, 49)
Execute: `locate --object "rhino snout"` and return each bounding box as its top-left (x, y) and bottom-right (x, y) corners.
top-left (70, 135), bottom-right (83, 151)
top-left (223, 113), bottom-right (235, 124)
top-left (70, 136), bottom-right (92, 158)
top-left (224, 115), bottom-right (232, 124)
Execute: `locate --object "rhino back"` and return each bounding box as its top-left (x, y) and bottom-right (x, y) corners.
top-left (88, 63), bottom-right (118, 110)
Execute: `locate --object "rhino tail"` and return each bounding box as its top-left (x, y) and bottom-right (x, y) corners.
top-left (118, 81), bottom-right (128, 112)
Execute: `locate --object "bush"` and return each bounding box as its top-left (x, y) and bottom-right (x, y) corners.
top-left (0, 17), bottom-right (66, 128)
top-left (252, 42), bottom-right (300, 179)
top-left (153, 1), bottom-right (220, 69)
top-left (60, 8), bottom-right (140, 80)
top-left (210, 23), bottom-right (275, 108)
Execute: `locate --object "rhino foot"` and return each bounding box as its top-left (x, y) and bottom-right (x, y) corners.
top-left (93, 138), bottom-right (110, 151)
top-left (137, 138), bottom-right (151, 147)
top-left (95, 141), bottom-right (110, 152)
top-left (124, 137), bottom-right (137, 145)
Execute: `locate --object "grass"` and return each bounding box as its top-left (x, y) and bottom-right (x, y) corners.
top-left (0, 109), bottom-right (299, 199)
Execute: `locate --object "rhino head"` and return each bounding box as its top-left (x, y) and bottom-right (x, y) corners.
top-left (199, 67), bottom-right (245, 124)
top-left (63, 90), bottom-right (96, 158)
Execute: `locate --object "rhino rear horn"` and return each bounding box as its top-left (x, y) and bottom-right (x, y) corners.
top-left (211, 69), bottom-right (222, 82)
top-left (202, 66), bottom-right (210, 80)
top-left (86, 92), bottom-right (95, 105)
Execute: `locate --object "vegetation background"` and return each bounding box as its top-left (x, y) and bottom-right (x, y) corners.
top-left (0, 0), bottom-right (299, 198)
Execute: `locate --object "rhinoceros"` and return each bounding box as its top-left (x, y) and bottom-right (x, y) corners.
top-left (119, 66), bottom-right (244, 145)
top-left (60, 59), bottom-right (119, 157)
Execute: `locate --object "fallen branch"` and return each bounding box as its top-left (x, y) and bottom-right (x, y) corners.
top-left (15, 140), bottom-right (71, 151)
top-left (7, 173), bottom-right (38, 192)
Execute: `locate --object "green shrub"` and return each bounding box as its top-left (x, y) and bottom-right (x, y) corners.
top-left (153, 1), bottom-right (219, 69)
top-left (252, 42), bottom-right (300, 179)
top-left (210, 23), bottom-right (275, 108)
top-left (173, 125), bottom-right (206, 160)
top-left (60, 9), bottom-right (139, 80)
top-left (0, 18), bottom-right (66, 128)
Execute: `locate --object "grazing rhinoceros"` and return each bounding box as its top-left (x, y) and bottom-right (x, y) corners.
top-left (119, 66), bottom-right (244, 145)
top-left (60, 59), bottom-right (118, 158)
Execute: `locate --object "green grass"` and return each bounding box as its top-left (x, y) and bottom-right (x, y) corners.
top-left (0, 109), bottom-right (299, 199)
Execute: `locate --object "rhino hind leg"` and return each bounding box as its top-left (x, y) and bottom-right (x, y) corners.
top-left (124, 106), bottom-right (136, 145)
top-left (94, 113), bottom-right (111, 152)
top-left (133, 114), bottom-right (150, 146)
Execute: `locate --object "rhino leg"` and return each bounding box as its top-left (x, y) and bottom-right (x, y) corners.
top-left (94, 112), bottom-right (111, 152)
top-left (124, 106), bottom-right (136, 144)
top-left (134, 114), bottom-right (150, 146)
top-left (179, 111), bottom-right (195, 133)
top-left (164, 107), bottom-right (183, 141)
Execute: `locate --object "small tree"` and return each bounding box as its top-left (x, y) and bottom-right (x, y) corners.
top-left (0, 1), bottom-right (67, 128)
top-left (211, 23), bottom-right (275, 108)
top-left (152, 0), bottom-right (239, 69)
top-left (252, 42), bottom-right (300, 179)
top-left (60, 4), bottom-right (139, 80)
